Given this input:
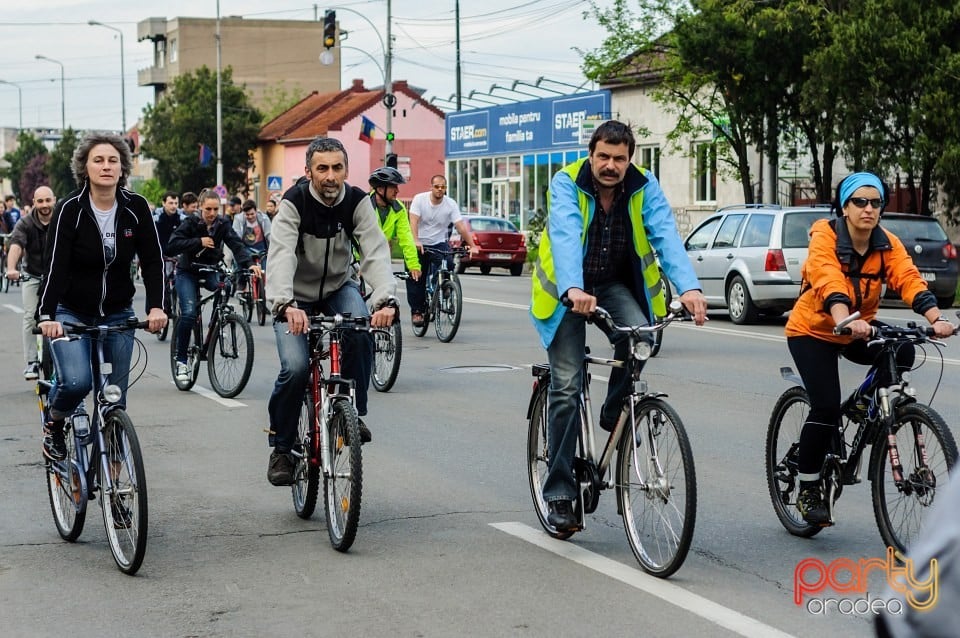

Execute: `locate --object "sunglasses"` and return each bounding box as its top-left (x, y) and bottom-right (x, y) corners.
top-left (848, 197), bottom-right (884, 209)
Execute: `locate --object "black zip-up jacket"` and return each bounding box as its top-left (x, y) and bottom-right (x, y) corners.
top-left (164, 214), bottom-right (253, 273)
top-left (39, 183), bottom-right (165, 321)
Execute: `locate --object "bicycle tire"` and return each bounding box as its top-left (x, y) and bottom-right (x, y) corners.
top-left (617, 397), bottom-right (696, 578)
top-left (252, 276), bottom-right (267, 327)
top-left (240, 290), bottom-right (253, 323)
top-left (412, 300), bottom-right (429, 338)
top-left (157, 286), bottom-right (172, 341)
top-left (292, 391), bottom-right (320, 519)
top-left (372, 322), bottom-right (402, 392)
top-left (207, 312), bottom-right (254, 398)
top-left (46, 425), bottom-right (88, 542)
top-left (871, 403), bottom-right (959, 553)
top-left (324, 399), bottom-right (362, 552)
top-left (170, 317), bottom-right (201, 391)
top-left (100, 409), bottom-right (148, 575)
top-left (526, 380), bottom-right (575, 540)
top-left (38, 335), bottom-right (54, 381)
top-left (765, 386), bottom-right (823, 538)
top-left (434, 278), bottom-right (462, 343)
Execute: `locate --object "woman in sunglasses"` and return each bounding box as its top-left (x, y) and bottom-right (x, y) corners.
top-left (784, 171), bottom-right (955, 526)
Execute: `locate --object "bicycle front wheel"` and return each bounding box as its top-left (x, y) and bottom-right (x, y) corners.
top-left (292, 391), bottom-right (319, 519)
top-left (765, 386), bottom-right (823, 538)
top-left (46, 426), bottom-right (87, 541)
top-left (253, 277), bottom-right (268, 326)
top-left (324, 399), bottom-right (362, 552)
top-left (207, 312), bottom-right (254, 398)
top-left (157, 287), bottom-right (171, 341)
top-left (434, 277), bottom-right (462, 343)
top-left (372, 322), bottom-right (403, 392)
top-left (871, 403), bottom-right (959, 553)
top-left (100, 409), bottom-right (148, 575)
top-left (526, 379), bottom-right (575, 540)
top-left (616, 398), bottom-right (696, 577)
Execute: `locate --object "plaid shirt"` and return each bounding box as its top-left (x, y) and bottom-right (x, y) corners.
top-left (583, 180), bottom-right (631, 291)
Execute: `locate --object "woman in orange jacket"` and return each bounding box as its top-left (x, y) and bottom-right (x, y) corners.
top-left (784, 171), bottom-right (955, 526)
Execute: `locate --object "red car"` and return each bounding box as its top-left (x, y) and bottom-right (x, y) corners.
top-left (450, 215), bottom-right (527, 276)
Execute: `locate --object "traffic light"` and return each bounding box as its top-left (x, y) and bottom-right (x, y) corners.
top-left (323, 10), bottom-right (336, 49)
top-left (385, 153), bottom-right (398, 168)
top-left (385, 132), bottom-right (395, 142)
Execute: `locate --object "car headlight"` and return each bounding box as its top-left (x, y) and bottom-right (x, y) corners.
top-left (103, 384), bottom-right (123, 404)
top-left (632, 340), bottom-right (652, 361)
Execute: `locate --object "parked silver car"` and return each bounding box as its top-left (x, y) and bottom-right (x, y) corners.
top-left (683, 204), bottom-right (833, 324)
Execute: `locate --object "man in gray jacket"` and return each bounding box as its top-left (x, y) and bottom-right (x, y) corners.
top-left (265, 136), bottom-right (397, 486)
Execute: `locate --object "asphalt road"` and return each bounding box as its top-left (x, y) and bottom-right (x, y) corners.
top-left (1, 270), bottom-right (958, 637)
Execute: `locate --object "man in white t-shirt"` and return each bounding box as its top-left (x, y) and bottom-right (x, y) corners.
top-left (407, 174), bottom-right (478, 326)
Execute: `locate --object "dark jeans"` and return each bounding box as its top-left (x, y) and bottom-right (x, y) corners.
top-left (174, 270), bottom-right (222, 363)
top-left (406, 242), bottom-right (452, 315)
top-left (542, 281), bottom-right (649, 502)
top-left (787, 328), bottom-right (914, 479)
top-left (267, 282), bottom-right (373, 452)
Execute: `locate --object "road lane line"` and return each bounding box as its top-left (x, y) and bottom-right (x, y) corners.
top-left (463, 297), bottom-right (528, 310)
top-left (4, 304), bottom-right (24, 313)
top-left (490, 522), bottom-right (796, 638)
top-left (170, 381), bottom-right (246, 408)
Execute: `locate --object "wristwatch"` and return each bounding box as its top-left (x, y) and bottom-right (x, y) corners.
top-left (934, 315), bottom-right (950, 323)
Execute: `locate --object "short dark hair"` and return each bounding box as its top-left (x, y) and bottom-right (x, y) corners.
top-left (71, 131), bottom-right (134, 187)
top-left (588, 120), bottom-right (636, 158)
top-left (229, 196), bottom-right (242, 206)
top-left (242, 199), bottom-right (257, 212)
top-left (181, 191), bottom-right (198, 207)
top-left (4, 194), bottom-right (15, 203)
top-left (162, 190), bottom-right (179, 203)
top-left (305, 136), bottom-right (348, 169)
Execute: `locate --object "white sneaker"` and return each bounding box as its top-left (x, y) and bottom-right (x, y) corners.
top-left (24, 363), bottom-right (39, 381)
top-left (175, 362), bottom-right (191, 382)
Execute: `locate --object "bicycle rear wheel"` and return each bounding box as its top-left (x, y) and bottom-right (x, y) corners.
top-left (765, 386), bottom-right (823, 538)
top-left (170, 316), bottom-right (201, 391)
top-left (324, 398), bottom-right (362, 552)
top-left (412, 299), bottom-right (429, 338)
top-left (239, 290), bottom-right (253, 323)
top-left (617, 398), bottom-right (696, 577)
top-left (157, 287), bottom-right (171, 341)
top-left (253, 276), bottom-right (268, 326)
top-left (46, 425), bottom-right (87, 542)
top-left (871, 403), bottom-right (959, 553)
top-left (292, 391), bottom-right (319, 519)
top-left (434, 278), bottom-right (462, 343)
top-left (207, 312), bottom-right (254, 398)
top-left (526, 379), bottom-right (575, 540)
top-left (100, 409), bottom-right (148, 575)
top-left (372, 322), bottom-right (402, 392)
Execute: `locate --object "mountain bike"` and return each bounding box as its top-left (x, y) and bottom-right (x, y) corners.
top-left (412, 246), bottom-right (468, 343)
top-left (290, 312), bottom-right (375, 552)
top-left (38, 318), bottom-right (151, 574)
top-left (526, 300), bottom-right (697, 578)
top-left (766, 311), bottom-right (959, 553)
top-left (170, 263), bottom-right (254, 398)
top-left (156, 257), bottom-right (179, 342)
top-left (236, 249), bottom-right (268, 327)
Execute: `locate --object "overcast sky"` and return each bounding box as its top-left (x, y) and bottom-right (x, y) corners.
top-left (0, 0), bottom-right (612, 132)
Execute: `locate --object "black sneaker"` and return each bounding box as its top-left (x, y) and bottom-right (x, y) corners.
top-left (267, 450), bottom-right (295, 486)
top-left (547, 499), bottom-right (577, 531)
top-left (110, 498), bottom-right (133, 529)
top-left (42, 421), bottom-right (67, 462)
top-left (797, 486), bottom-right (832, 526)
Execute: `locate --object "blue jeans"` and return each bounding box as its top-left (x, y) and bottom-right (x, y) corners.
top-left (267, 282), bottom-right (373, 452)
top-left (542, 282), bottom-right (649, 502)
top-left (174, 270), bottom-right (221, 363)
top-left (406, 242), bottom-right (452, 314)
top-left (48, 305), bottom-right (135, 421)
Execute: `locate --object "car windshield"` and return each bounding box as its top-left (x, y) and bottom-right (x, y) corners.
top-left (468, 218), bottom-right (517, 232)
top-left (881, 217), bottom-right (948, 242)
top-left (781, 211), bottom-right (832, 248)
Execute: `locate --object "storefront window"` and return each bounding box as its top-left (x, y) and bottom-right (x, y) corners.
top-left (509, 180), bottom-right (520, 227)
top-left (508, 155), bottom-right (521, 177)
top-left (481, 182), bottom-right (492, 216)
top-left (495, 157), bottom-right (508, 178)
top-left (481, 158), bottom-right (492, 180)
top-left (467, 160), bottom-right (479, 212)
top-left (448, 160), bottom-right (460, 207)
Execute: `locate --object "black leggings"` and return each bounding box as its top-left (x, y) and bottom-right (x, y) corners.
top-left (787, 330), bottom-right (914, 476)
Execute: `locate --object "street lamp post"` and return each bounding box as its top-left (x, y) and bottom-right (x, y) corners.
top-left (0, 80), bottom-right (22, 130)
top-left (35, 54), bottom-right (65, 130)
top-left (88, 20), bottom-right (126, 132)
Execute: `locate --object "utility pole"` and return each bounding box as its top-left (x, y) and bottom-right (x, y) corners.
top-left (384, 0), bottom-right (393, 160)
top-left (216, 0), bottom-right (223, 187)
top-left (455, 0), bottom-right (461, 111)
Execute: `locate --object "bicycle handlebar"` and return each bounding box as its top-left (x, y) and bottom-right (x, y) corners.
top-left (33, 317), bottom-right (150, 335)
top-left (422, 245), bottom-right (470, 257)
top-left (561, 296), bottom-right (689, 334)
top-left (833, 310), bottom-right (958, 340)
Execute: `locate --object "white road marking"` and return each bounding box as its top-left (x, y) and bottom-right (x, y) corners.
top-left (171, 381), bottom-right (246, 408)
top-left (4, 304), bottom-right (24, 313)
top-left (463, 296), bottom-right (528, 310)
top-left (490, 522), bottom-right (797, 638)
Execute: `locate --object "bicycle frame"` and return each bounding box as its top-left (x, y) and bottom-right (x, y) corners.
top-left (190, 267), bottom-right (238, 361)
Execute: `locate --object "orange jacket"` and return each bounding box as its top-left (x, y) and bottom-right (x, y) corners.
top-left (786, 218), bottom-right (931, 343)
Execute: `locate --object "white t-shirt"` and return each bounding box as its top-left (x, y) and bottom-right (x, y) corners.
top-left (90, 196), bottom-right (118, 263)
top-left (409, 193), bottom-right (462, 245)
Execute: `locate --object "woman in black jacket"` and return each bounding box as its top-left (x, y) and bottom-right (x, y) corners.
top-left (37, 132), bottom-right (167, 462)
top-left (165, 188), bottom-right (260, 381)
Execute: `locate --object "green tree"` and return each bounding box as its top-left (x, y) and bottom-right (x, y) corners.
top-left (19, 154), bottom-right (49, 204)
top-left (260, 81), bottom-right (308, 124)
top-left (0, 131), bottom-right (47, 202)
top-left (132, 177), bottom-right (167, 208)
top-left (141, 66), bottom-right (262, 194)
top-left (46, 127), bottom-right (80, 197)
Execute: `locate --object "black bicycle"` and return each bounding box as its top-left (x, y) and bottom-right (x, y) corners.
top-left (766, 311), bottom-right (959, 553)
top-left (412, 246), bottom-right (468, 343)
top-left (156, 257), bottom-right (179, 342)
top-left (170, 263), bottom-right (254, 398)
top-left (38, 318), bottom-right (151, 574)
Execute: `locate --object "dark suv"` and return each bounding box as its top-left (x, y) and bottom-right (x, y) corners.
top-left (879, 213), bottom-right (958, 308)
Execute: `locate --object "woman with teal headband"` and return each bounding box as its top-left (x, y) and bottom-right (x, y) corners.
top-left (782, 171), bottom-right (956, 527)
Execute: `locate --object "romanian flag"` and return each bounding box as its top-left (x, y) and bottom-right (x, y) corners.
top-left (359, 115), bottom-right (376, 144)
top-left (198, 143), bottom-right (213, 167)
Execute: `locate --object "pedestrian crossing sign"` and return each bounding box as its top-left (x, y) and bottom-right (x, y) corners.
top-left (267, 175), bottom-right (282, 191)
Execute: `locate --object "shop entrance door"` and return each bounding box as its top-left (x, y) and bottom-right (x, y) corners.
top-left (492, 181), bottom-right (509, 218)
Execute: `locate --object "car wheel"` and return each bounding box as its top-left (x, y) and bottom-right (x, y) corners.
top-left (456, 262), bottom-right (466, 275)
top-left (727, 275), bottom-right (759, 325)
top-left (510, 264), bottom-right (523, 277)
top-left (937, 296), bottom-right (955, 309)
top-left (480, 265), bottom-right (491, 275)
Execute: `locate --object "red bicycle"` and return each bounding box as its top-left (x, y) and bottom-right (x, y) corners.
top-left (238, 250), bottom-right (267, 326)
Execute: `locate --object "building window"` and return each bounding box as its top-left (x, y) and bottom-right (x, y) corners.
top-left (639, 145), bottom-right (660, 179)
top-left (155, 40), bottom-right (166, 68)
top-left (695, 141), bottom-right (717, 202)
top-left (170, 37), bottom-right (178, 63)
